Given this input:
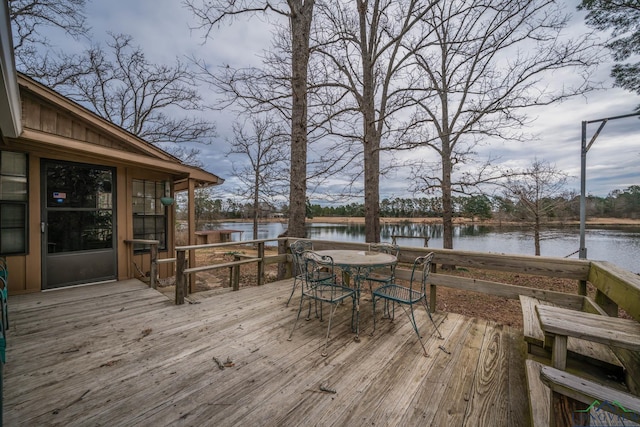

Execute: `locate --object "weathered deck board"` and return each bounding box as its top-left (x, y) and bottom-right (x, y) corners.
top-left (412, 315), bottom-right (484, 426)
top-left (5, 279), bottom-right (530, 426)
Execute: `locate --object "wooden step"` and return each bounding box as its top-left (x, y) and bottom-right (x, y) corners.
top-left (525, 359), bottom-right (549, 427)
top-left (540, 364), bottom-right (640, 426)
top-left (525, 359), bottom-right (640, 427)
top-left (520, 295), bottom-right (623, 374)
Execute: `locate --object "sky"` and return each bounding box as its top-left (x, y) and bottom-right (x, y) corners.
top-left (30, 0), bottom-right (640, 204)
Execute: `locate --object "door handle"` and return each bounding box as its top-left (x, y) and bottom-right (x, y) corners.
top-left (41, 222), bottom-right (46, 233)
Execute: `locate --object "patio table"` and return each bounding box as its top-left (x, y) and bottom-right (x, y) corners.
top-left (315, 249), bottom-right (397, 341)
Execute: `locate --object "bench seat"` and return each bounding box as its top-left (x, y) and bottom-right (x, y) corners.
top-left (520, 295), bottom-right (623, 373)
top-left (526, 359), bottom-right (640, 427)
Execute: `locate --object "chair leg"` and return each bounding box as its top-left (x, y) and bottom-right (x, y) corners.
top-left (305, 297), bottom-right (313, 321)
top-left (406, 304), bottom-right (429, 357)
top-left (288, 295), bottom-right (306, 341)
top-left (422, 299), bottom-right (443, 339)
top-left (371, 295), bottom-right (378, 334)
top-left (321, 303), bottom-right (339, 357)
top-left (351, 296), bottom-right (357, 332)
top-left (286, 277), bottom-right (299, 306)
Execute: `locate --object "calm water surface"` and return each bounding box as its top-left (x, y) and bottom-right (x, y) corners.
top-left (214, 221), bottom-right (640, 274)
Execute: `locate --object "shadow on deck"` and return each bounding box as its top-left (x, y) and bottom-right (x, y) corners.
top-left (5, 279), bottom-right (530, 426)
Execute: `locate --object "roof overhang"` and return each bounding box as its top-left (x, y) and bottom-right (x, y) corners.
top-left (0, 1), bottom-right (22, 138)
top-left (18, 74), bottom-right (179, 161)
top-left (16, 75), bottom-right (223, 188)
top-left (19, 128), bottom-right (223, 187)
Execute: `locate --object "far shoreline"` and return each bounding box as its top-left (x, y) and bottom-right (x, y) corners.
top-left (211, 216), bottom-right (640, 227)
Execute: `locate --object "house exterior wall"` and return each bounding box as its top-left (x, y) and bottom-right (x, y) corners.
top-left (2, 147), bottom-right (178, 294)
top-left (0, 77), bottom-right (208, 294)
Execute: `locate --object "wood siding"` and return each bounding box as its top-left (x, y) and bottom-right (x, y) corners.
top-left (21, 92), bottom-right (145, 156)
top-left (3, 97), bottom-right (179, 293)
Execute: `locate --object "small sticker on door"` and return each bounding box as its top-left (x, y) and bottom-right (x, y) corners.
top-left (53, 192), bottom-right (66, 203)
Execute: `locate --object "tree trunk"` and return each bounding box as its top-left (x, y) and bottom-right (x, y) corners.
top-left (358, 0), bottom-right (380, 243)
top-left (287, 1), bottom-right (315, 238)
top-left (442, 155), bottom-right (454, 250)
top-left (253, 169), bottom-right (259, 240)
top-left (441, 125), bottom-right (456, 270)
top-left (534, 213), bottom-right (541, 256)
top-left (363, 130), bottom-right (381, 243)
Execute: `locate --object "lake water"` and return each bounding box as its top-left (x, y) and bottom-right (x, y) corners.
top-left (213, 221), bottom-right (640, 274)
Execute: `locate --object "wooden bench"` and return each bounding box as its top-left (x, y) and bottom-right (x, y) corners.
top-left (520, 295), bottom-right (623, 375)
top-left (536, 361), bottom-right (640, 426)
top-left (536, 304), bottom-right (640, 369)
top-left (521, 295), bottom-right (640, 426)
top-left (536, 304), bottom-right (640, 395)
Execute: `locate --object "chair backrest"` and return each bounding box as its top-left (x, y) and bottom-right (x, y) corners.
top-left (290, 240), bottom-right (313, 275)
top-left (408, 252), bottom-right (435, 294)
top-left (291, 240), bottom-right (313, 254)
top-left (369, 242), bottom-right (399, 257)
top-left (301, 251), bottom-right (334, 288)
top-left (369, 243), bottom-right (399, 278)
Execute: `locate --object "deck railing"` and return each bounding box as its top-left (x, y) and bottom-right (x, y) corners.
top-left (173, 238), bottom-right (287, 304)
top-left (164, 237), bottom-right (640, 321)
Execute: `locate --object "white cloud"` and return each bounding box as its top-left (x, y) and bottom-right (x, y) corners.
top-left (32, 0), bottom-right (640, 202)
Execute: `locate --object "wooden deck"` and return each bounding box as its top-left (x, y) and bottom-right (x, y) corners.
top-left (4, 279), bottom-right (530, 426)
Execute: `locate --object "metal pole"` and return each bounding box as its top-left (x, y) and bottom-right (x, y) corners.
top-left (579, 121), bottom-right (587, 259)
top-left (578, 112), bottom-right (638, 260)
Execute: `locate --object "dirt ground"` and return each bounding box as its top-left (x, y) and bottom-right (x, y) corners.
top-left (158, 246), bottom-right (598, 329)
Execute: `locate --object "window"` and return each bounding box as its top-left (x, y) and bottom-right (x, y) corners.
top-left (45, 162), bottom-right (114, 253)
top-left (0, 151), bottom-right (28, 255)
top-left (132, 179), bottom-right (166, 252)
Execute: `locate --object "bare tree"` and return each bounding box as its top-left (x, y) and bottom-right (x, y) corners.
top-left (8, 0), bottom-right (89, 73)
top-left (579, 0), bottom-right (640, 107)
top-left (405, 0), bottom-right (599, 251)
top-left (312, 0), bottom-right (438, 242)
top-left (228, 115), bottom-right (289, 240)
top-left (34, 33), bottom-right (216, 163)
top-left (185, 0), bottom-right (315, 238)
top-left (500, 159), bottom-right (571, 256)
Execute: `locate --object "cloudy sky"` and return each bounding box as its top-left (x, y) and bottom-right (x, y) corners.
top-left (32, 0), bottom-right (640, 203)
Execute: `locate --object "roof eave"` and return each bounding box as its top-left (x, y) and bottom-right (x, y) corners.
top-left (0, 1), bottom-right (22, 138)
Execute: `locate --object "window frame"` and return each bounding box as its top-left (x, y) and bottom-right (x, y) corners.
top-left (0, 150), bottom-right (28, 255)
top-left (132, 179), bottom-right (167, 253)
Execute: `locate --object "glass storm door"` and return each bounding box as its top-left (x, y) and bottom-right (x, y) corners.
top-left (42, 160), bottom-right (116, 289)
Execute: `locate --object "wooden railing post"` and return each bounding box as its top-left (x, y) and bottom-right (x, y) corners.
top-left (578, 279), bottom-right (587, 296)
top-left (595, 289), bottom-right (618, 317)
top-left (429, 261), bottom-right (437, 313)
top-left (257, 242), bottom-right (265, 286)
top-left (232, 263), bottom-right (240, 291)
top-left (175, 249), bottom-right (186, 305)
top-left (149, 243), bottom-right (158, 289)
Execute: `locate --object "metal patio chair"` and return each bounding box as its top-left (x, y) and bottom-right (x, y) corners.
top-left (286, 240), bottom-right (313, 306)
top-left (371, 252), bottom-right (443, 356)
top-left (288, 251), bottom-right (356, 356)
top-left (365, 242), bottom-right (400, 291)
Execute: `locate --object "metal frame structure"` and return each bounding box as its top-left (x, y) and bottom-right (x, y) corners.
top-left (579, 112), bottom-right (640, 259)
